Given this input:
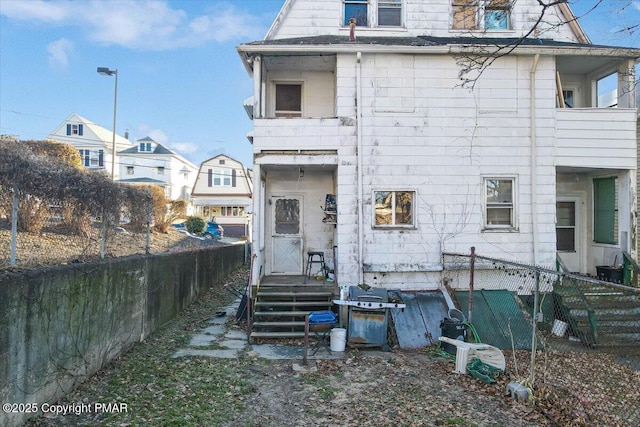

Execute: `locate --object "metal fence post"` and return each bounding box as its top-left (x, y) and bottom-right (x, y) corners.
top-left (145, 186), bottom-right (151, 255)
top-left (10, 183), bottom-right (19, 266)
top-left (468, 246), bottom-right (475, 323)
top-left (100, 213), bottom-right (106, 259)
top-left (530, 269), bottom-right (540, 388)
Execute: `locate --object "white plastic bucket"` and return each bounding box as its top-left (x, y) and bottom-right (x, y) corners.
top-left (330, 328), bottom-right (347, 352)
top-left (552, 319), bottom-right (568, 337)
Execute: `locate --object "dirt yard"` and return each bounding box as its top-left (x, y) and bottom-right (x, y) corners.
top-left (23, 267), bottom-right (640, 427)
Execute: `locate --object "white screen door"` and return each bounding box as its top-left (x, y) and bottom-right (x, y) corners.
top-left (271, 196), bottom-right (303, 274)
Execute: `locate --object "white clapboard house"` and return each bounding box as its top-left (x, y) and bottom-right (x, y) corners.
top-left (237, 0), bottom-right (639, 290)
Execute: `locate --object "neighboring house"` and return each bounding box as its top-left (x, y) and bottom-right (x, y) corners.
top-left (191, 154), bottom-right (253, 237)
top-left (118, 137), bottom-right (198, 201)
top-left (48, 113), bottom-right (133, 178)
top-left (237, 0), bottom-right (639, 290)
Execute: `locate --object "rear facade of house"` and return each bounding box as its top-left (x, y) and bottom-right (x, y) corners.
top-left (237, 0), bottom-right (639, 291)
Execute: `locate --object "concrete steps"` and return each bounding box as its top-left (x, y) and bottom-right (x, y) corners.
top-left (555, 280), bottom-right (640, 347)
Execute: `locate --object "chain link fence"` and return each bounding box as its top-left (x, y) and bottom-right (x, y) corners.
top-left (0, 195), bottom-right (200, 270)
top-left (443, 250), bottom-right (640, 426)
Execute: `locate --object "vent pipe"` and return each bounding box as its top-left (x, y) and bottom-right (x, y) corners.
top-left (349, 18), bottom-right (356, 41)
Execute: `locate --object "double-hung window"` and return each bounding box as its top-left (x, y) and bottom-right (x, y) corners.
top-left (374, 190), bottom-right (414, 227)
top-left (484, 178), bottom-right (515, 229)
top-left (208, 169), bottom-right (232, 187)
top-left (67, 124), bottom-right (84, 136)
top-left (452, 0), bottom-right (511, 31)
top-left (79, 149), bottom-right (103, 168)
top-left (344, 0), bottom-right (403, 27)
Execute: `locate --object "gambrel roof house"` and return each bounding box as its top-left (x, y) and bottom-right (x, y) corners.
top-left (237, 0), bottom-right (640, 291)
top-left (191, 154), bottom-right (253, 237)
top-left (48, 113), bottom-right (133, 176)
top-left (118, 136), bottom-right (198, 201)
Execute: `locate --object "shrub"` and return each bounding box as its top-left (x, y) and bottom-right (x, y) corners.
top-left (185, 216), bottom-right (205, 234)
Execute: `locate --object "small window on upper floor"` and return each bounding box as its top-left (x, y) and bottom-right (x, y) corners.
top-left (139, 142), bottom-right (152, 152)
top-left (452, 0), bottom-right (511, 31)
top-left (157, 166), bottom-right (165, 175)
top-left (275, 84), bottom-right (302, 118)
top-left (344, 0), bottom-right (403, 28)
top-left (344, 0), bottom-right (368, 27)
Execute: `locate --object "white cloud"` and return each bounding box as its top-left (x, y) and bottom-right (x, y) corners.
top-left (1, 0), bottom-right (267, 51)
top-left (47, 38), bottom-right (73, 68)
top-left (171, 142), bottom-right (199, 155)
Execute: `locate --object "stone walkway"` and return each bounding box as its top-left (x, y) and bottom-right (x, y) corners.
top-left (171, 298), bottom-right (345, 364)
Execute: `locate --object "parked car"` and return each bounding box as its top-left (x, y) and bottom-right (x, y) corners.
top-left (172, 221), bottom-right (224, 239)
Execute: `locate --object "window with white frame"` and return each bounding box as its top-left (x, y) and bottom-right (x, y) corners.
top-left (126, 166), bottom-right (134, 175)
top-left (374, 191), bottom-right (414, 227)
top-left (79, 149), bottom-right (103, 168)
top-left (157, 166), bottom-right (165, 175)
top-left (275, 83), bottom-right (302, 117)
top-left (139, 142), bottom-right (152, 152)
top-left (452, 0), bottom-right (511, 31)
top-left (344, 0), bottom-right (403, 27)
top-left (209, 169), bottom-right (231, 187)
top-left (484, 178), bottom-right (515, 228)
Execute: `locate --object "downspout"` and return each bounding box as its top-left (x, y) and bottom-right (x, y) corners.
top-left (530, 54), bottom-right (540, 265)
top-left (356, 51), bottom-right (364, 285)
top-left (529, 53), bottom-right (541, 389)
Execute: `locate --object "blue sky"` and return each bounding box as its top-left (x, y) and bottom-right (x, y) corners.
top-left (1, 0), bottom-right (638, 168)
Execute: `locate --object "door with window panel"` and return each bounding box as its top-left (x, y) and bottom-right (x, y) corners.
top-left (271, 196), bottom-right (303, 274)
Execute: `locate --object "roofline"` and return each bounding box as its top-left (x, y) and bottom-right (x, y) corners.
top-left (237, 42), bottom-right (640, 70)
top-left (264, 0), bottom-right (294, 41)
top-left (558, 2), bottom-right (590, 44)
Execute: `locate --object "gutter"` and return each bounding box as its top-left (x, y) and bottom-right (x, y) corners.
top-left (356, 51), bottom-right (364, 286)
top-left (236, 44), bottom-right (640, 58)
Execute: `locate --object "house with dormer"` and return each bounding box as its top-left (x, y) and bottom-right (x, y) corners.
top-left (48, 113), bottom-right (133, 177)
top-left (237, 0), bottom-right (639, 291)
top-left (191, 154), bottom-right (253, 237)
top-left (49, 116), bottom-right (197, 201)
top-left (118, 136), bottom-right (198, 201)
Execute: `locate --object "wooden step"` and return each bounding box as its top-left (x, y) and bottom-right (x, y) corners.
top-left (253, 310), bottom-right (314, 317)
top-left (252, 321), bottom-right (306, 328)
top-left (250, 331), bottom-right (306, 339)
top-left (254, 301), bottom-right (333, 307)
top-left (257, 291), bottom-right (333, 298)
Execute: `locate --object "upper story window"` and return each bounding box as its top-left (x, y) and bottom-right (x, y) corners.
top-left (157, 166), bottom-right (165, 175)
top-left (126, 166), bottom-right (134, 175)
top-left (139, 142), bottom-right (152, 152)
top-left (275, 83), bottom-right (302, 118)
top-left (374, 190), bottom-right (414, 227)
top-left (208, 168), bottom-right (232, 187)
top-left (452, 0), bottom-right (511, 31)
top-left (67, 124), bottom-right (84, 136)
top-left (344, 0), bottom-right (403, 27)
top-left (484, 178), bottom-right (515, 229)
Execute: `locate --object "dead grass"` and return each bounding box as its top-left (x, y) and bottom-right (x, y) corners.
top-left (23, 268), bottom-right (640, 427)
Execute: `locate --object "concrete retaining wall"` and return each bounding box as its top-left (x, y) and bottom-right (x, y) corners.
top-left (0, 245), bottom-right (246, 427)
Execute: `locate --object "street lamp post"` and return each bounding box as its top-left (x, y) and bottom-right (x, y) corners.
top-left (97, 67), bottom-right (118, 181)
